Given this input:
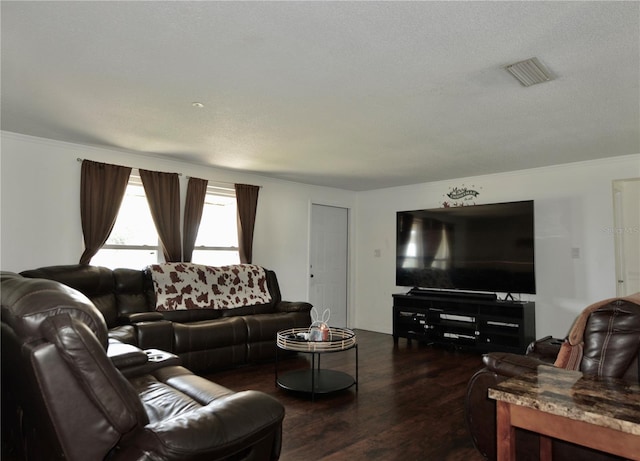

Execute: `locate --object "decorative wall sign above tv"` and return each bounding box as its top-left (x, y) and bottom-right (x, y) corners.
top-left (442, 184), bottom-right (482, 208)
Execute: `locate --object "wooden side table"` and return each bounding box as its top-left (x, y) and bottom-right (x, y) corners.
top-left (489, 365), bottom-right (640, 461)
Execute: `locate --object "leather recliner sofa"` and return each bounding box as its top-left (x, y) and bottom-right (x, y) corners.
top-left (465, 294), bottom-right (640, 461)
top-left (19, 263), bottom-right (312, 373)
top-left (1, 272), bottom-right (285, 461)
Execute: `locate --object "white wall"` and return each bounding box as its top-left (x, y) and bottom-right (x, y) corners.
top-left (354, 154), bottom-right (640, 338)
top-left (0, 131), bottom-right (357, 303)
top-left (2, 131), bottom-right (639, 338)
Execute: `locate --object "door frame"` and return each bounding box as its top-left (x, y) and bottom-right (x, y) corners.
top-left (612, 177), bottom-right (640, 296)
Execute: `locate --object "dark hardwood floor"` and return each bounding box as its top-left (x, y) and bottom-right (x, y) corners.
top-left (205, 329), bottom-right (487, 461)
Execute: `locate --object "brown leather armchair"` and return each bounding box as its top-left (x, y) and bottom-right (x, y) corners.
top-left (465, 294), bottom-right (640, 461)
top-left (1, 272), bottom-right (285, 461)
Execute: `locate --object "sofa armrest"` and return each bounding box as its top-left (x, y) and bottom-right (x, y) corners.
top-left (118, 349), bottom-right (182, 379)
top-left (133, 319), bottom-right (174, 351)
top-left (107, 339), bottom-right (149, 369)
top-left (119, 312), bottom-right (164, 324)
top-left (525, 335), bottom-right (564, 362)
top-left (275, 300), bottom-right (312, 313)
top-left (482, 352), bottom-right (552, 378)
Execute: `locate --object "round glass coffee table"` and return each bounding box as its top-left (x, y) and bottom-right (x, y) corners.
top-left (275, 327), bottom-right (358, 401)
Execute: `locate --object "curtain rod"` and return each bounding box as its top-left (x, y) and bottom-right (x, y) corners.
top-left (76, 157), bottom-right (261, 187)
top-left (77, 157), bottom-right (182, 176)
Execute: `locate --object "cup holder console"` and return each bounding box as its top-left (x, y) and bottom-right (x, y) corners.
top-left (145, 348), bottom-right (176, 363)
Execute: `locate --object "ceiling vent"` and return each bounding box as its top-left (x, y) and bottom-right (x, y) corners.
top-left (504, 57), bottom-right (554, 87)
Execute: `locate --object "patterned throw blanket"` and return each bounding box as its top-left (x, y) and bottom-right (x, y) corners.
top-left (147, 263), bottom-right (272, 311)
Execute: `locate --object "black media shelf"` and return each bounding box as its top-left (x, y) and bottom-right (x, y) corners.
top-left (392, 292), bottom-right (535, 354)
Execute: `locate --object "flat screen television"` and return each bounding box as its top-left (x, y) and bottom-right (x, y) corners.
top-left (396, 200), bottom-right (535, 295)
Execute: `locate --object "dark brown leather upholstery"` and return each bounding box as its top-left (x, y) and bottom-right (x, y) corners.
top-left (581, 300), bottom-right (640, 381)
top-left (19, 264), bottom-right (140, 344)
top-left (20, 264), bottom-right (312, 373)
top-left (173, 316), bottom-right (249, 370)
top-left (465, 297), bottom-right (640, 461)
top-left (1, 273), bottom-right (285, 461)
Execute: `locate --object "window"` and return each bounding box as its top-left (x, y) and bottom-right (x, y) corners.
top-left (191, 184), bottom-right (240, 266)
top-left (92, 174), bottom-right (160, 269)
top-left (91, 176), bottom-right (240, 269)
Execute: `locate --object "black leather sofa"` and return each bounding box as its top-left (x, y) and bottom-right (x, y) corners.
top-left (465, 294), bottom-right (640, 461)
top-left (19, 263), bottom-right (312, 373)
top-left (1, 272), bottom-right (285, 460)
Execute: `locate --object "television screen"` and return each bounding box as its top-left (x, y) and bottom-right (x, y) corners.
top-left (396, 201), bottom-right (535, 294)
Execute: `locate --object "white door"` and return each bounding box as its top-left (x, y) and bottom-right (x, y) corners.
top-left (309, 204), bottom-right (349, 328)
top-left (613, 178), bottom-right (640, 296)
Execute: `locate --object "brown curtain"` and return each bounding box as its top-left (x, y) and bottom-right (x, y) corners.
top-left (139, 169), bottom-right (182, 262)
top-left (182, 177), bottom-right (208, 262)
top-left (235, 183), bottom-right (260, 264)
top-left (79, 160), bottom-right (131, 265)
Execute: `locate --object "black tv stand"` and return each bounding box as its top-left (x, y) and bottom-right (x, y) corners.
top-left (393, 291), bottom-right (535, 353)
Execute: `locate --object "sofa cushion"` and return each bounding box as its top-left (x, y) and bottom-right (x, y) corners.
top-left (148, 263), bottom-right (272, 311)
top-left (127, 366), bottom-right (285, 460)
top-left (132, 366), bottom-right (236, 424)
top-left (172, 317), bottom-right (249, 372)
top-left (244, 312), bottom-right (310, 343)
top-left (113, 268), bottom-right (154, 315)
top-left (173, 317), bottom-right (248, 353)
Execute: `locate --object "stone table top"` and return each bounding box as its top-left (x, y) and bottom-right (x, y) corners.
top-left (489, 365), bottom-right (640, 436)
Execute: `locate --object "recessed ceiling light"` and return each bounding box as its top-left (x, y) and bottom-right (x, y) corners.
top-left (504, 57), bottom-right (554, 87)
top-left (192, 102), bottom-right (204, 108)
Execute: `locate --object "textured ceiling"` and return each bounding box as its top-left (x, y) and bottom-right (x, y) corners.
top-left (2, 1), bottom-right (639, 191)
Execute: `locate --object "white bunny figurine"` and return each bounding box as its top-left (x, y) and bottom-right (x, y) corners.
top-left (308, 308), bottom-right (331, 341)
